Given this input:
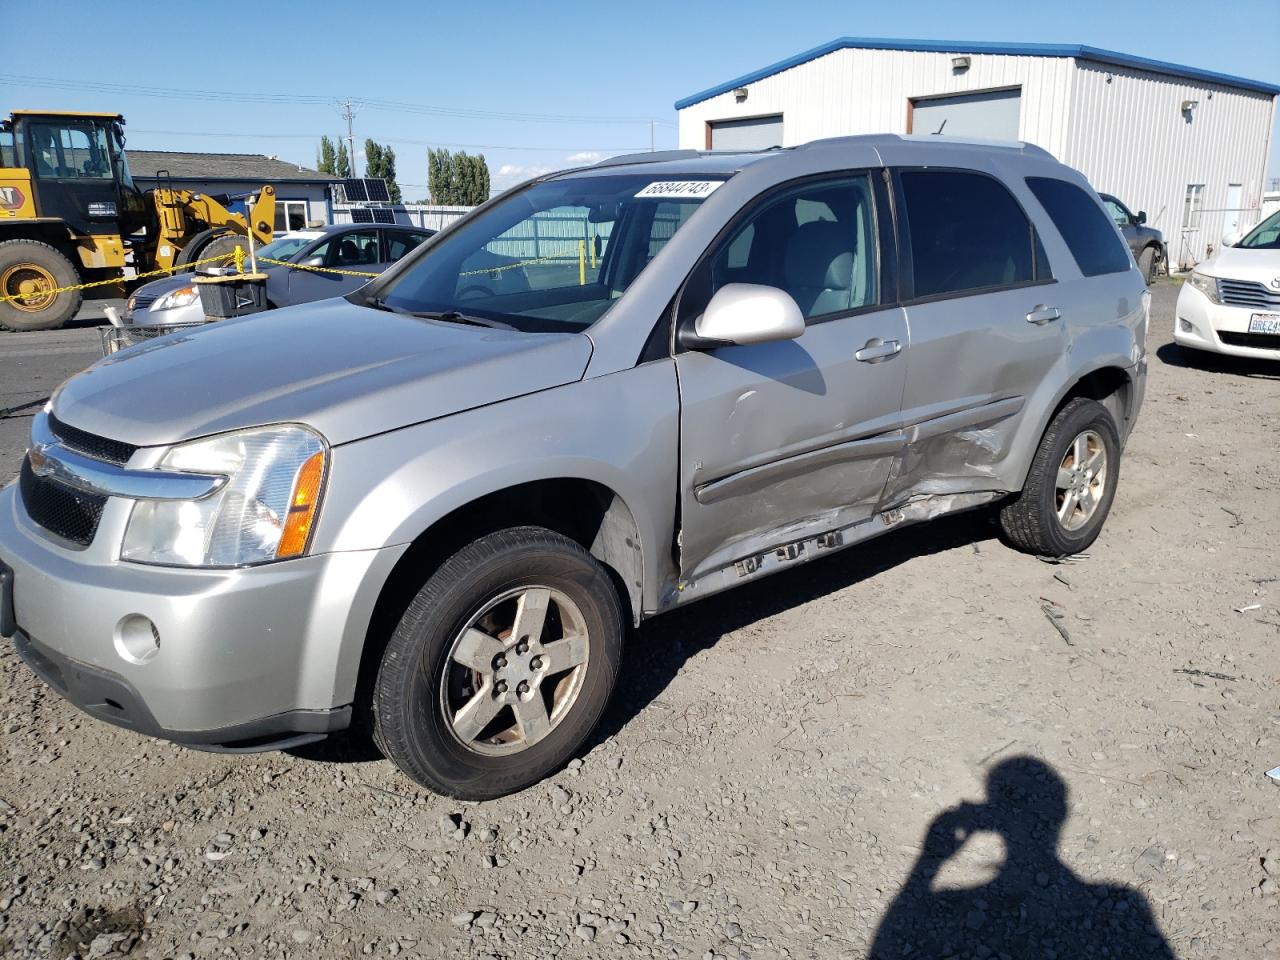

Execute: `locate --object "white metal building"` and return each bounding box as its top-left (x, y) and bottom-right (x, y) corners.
top-left (675, 39), bottom-right (1279, 269)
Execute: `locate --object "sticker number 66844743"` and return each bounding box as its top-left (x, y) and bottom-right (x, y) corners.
top-left (634, 181), bottom-right (724, 200)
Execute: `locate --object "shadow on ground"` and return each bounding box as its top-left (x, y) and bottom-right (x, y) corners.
top-left (1156, 341), bottom-right (1280, 379)
top-left (868, 756), bottom-right (1176, 959)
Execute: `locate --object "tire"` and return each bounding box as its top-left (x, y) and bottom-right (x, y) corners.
top-left (0, 239), bottom-right (83, 331)
top-left (372, 526), bottom-right (623, 799)
top-left (1138, 246), bottom-right (1158, 285)
top-left (176, 228), bottom-right (246, 271)
top-left (999, 398), bottom-right (1122, 557)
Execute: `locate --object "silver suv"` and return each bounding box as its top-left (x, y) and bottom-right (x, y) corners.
top-left (0, 136), bottom-right (1148, 799)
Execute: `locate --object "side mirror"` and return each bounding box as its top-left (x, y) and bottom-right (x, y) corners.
top-left (299, 255), bottom-right (325, 267)
top-left (679, 283), bottom-right (805, 350)
top-left (1221, 230), bottom-right (1242, 248)
top-left (1135, 211), bottom-right (1147, 225)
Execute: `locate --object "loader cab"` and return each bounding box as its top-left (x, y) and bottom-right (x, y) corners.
top-left (7, 112), bottom-right (149, 237)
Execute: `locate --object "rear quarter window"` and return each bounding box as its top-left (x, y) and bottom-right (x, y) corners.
top-left (1026, 177), bottom-right (1132, 277)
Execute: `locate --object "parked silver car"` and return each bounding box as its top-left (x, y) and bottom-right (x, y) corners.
top-left (0, 135), bottom-right (1148, 798)
top-left (125, 223), bottom-right (435, 326)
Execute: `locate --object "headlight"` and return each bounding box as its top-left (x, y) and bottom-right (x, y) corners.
top-left (150, 285), bottom-right (199, 312)
top-left (122, 425), bottom-right (327, 568)
top-left (1188, 270), bottom-right (1220, 304)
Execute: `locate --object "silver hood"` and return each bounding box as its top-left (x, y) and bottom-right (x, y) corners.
top-left (51, 299), bottom-right (594, 447)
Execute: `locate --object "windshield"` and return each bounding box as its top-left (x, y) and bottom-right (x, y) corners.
top-left (1238, 209), bottom-right (1280, 249)
top-left (257, 236), bottom-right (314, 262)
top-left (368, 174), bottom-right (725, 331)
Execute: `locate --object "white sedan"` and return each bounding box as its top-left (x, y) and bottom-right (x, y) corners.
top-left (1175, 209), bottom-right (1280, 360)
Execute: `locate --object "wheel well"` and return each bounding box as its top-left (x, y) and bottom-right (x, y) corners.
top-left (353, 479), bottom-right (643, 716)
top-left (1055, 367), bottom-right (1132, 437)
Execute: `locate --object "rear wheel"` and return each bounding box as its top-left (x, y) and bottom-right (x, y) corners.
top-left (372, 526), bottom-right (623, 799)
top-left (1138, 246), bottom-right (1159, 284)
top-left (999, 398), bottom-right (1121, 557)
top-left (0, 239), bottom-right (82, 331)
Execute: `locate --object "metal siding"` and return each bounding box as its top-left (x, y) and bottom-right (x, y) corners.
top-left (678, 49), bottom-right (1074, 157)
top-left (1062, 62), bottom-right (1276, 268)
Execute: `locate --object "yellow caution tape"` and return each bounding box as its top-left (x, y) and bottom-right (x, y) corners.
top-left (0, 251), bottom-right (240, 306)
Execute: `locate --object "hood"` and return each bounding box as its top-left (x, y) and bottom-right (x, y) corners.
top-left (52, 299), bottom-right (593, 447)
top-left (1197, 244), bottom-right (1280, 284)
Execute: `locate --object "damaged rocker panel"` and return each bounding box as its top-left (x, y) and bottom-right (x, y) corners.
top-left (665, 490), bottom-right (1000, 609)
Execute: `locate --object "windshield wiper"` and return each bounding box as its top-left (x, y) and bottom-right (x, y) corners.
top-left (365, 297), bottom-right (515, 330)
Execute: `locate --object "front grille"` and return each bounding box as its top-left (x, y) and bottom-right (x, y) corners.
top-left (1217, 278), bottom-right (1280, 310)
top-left (48, 413), bottom-right (137, 466)
top-left (17, 457), bottom-right (106, 547)
top-left (1219, 330), bottom-right (1280, 351)
top-left (129, 293), bottom-right (158, 312)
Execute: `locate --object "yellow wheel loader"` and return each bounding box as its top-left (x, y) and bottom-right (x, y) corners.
top-left (0, 110), bottom-right (275, 330)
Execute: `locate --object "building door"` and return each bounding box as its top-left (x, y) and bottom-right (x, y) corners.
top-left (707, 115), bottom-right (784, 150)
top-left (909, 88), bottom-right (1022, 140)
top-left (1223, 183), bottom-right (1243, 239)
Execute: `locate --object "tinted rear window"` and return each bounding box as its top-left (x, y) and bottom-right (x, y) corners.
top-left (1026, 177), bottom-right (1131, 277)
top-left (900, 171), bottom-right (1045, 299)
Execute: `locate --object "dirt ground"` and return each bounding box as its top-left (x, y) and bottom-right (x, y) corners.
top-left (1, 281), bottom-right (1277, 959)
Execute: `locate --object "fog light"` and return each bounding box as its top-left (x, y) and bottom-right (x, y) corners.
top-left (1178, 318), bottom-right (1193, 332)
top-left (114, 614), bottom-right (160, 664)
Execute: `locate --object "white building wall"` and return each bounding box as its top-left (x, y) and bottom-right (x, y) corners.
top-left (677, 48), bottom-right (1075, 156)
top-left (1061, 62), bottom-right (1275, 269)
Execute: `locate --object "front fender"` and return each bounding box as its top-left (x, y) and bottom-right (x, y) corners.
top-left (312, 361), bottom-right (681, 615)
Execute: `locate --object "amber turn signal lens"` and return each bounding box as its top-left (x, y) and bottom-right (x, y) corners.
top-left (276, 451), bottom-right (326, 558)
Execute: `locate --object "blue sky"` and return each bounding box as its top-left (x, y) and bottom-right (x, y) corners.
top-left (3, 0), bottom-right (1277, 197)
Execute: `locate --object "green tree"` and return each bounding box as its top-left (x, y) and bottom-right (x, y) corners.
top-left (427, 148), bottom-right (490, 205)
top-left (335, 140), bottom-right (351, 179)
top-left (316, 135), bottom-right (337, 175)
top-left (364, 139), bottom-right (403, 203)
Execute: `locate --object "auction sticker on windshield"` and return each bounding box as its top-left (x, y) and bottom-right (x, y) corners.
top-left (635, 181), bottom-right (723, 200)
top-left (1248, 313), bottom-right (1280, 335)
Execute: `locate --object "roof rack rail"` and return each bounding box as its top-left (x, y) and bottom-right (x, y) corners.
top-left (594, 149), bottom-right (708, 168)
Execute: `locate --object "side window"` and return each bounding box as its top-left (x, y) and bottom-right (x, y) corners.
top-left (707, 176), bottom-right (878, 321)
top-left (1026, 178), bottom-right (1131, 277)
top-left (900, 170), bottom-right (1041, 299)
top-left (387, 231), bottom-right (432, 261)
top-left (1102, 197), bottom-right (1129, 227)
top-left (312, 231), bottom-right (381, 267)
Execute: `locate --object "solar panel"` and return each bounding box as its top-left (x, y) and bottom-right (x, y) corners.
top-left (342, 179), bottom-right (369, 202)
top-left (364, 179), bottom-right (391, 202)
top-left (372, 208), bottom-right (396, 224)
top-left (348, 208), bottom-right (374, 223)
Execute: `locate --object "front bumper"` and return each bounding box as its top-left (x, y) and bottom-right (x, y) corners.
top-left (1174, 283), bottom-right (1280, 360)
top-left (0, 483), bottom-right (405, 751)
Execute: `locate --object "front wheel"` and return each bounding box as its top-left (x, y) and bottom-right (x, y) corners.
top-left (372, 526), bottom-right (623, 799)
top-left (1138, 246), bottom-right (1159, 285)
top-left (999, 398), bottom-right (1122, 556)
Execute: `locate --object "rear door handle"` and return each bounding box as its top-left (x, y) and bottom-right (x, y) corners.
top-left (1026, 305), bottom-right (1061, 325)
top-left (855, 337), bottom-right (901, 362)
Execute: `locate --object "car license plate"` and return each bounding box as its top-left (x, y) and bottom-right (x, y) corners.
top-left (1248, 313), bottom-right (1280, 335)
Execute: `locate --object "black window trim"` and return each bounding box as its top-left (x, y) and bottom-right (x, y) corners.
top-left (891, 165), bottom-right (1057, 308)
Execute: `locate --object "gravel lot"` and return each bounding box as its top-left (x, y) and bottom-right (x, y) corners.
top-left (1, 281), bottom-right (1278, 959)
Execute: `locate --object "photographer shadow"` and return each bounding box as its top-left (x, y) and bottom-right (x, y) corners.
top-left (869, 756), bottom-right (1176, 959)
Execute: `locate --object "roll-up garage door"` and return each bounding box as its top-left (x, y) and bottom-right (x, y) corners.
top-left (708, 115), bottom-right (784, 150)
top-left (910, 88), bottom-right (1021, 141)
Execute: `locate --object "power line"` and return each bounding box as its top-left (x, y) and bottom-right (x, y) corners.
top-left (129, 128), bottom-right (656, 153)
top-left (0, 73), bottom-right (677, 126)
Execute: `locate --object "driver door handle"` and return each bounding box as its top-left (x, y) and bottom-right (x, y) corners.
top-left (855, 337), bottom-right (902, 362)
top-left (1026, 305), bottom-right (1061, 325)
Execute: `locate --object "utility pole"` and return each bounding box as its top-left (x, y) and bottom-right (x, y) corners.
top-left (339, 99), bottom-right (360, 177)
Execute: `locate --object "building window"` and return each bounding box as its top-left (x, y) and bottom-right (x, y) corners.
top-left (275, 200), bottom-right (309, 233)
top-left (1182, 184), bottom-right (1204, 229)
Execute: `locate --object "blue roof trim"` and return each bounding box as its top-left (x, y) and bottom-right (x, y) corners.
top-left (673, 37), bottom-right (1280, 109)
